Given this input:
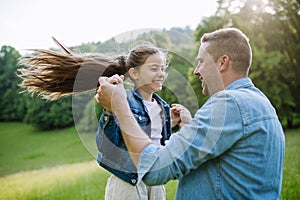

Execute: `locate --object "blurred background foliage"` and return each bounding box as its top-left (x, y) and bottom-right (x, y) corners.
top-left (1, 0), bottom-right (299, 130)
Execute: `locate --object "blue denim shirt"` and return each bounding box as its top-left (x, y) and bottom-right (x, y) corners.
top-left (138, 78), bottom-right (285, 199)
top-left (96, 89), bottom-right (171, 186)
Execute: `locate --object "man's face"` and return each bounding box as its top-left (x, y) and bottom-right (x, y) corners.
top-left (194, 42), bottom-right (224, 96)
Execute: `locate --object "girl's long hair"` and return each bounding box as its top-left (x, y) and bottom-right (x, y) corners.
top-left (17, 39), bottom-right (166, 100)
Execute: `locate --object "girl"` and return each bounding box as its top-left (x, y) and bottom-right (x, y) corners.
top-left (96, 44), bottom-right (170, 200)
top-left (18, 42), bottom-right (186, 199)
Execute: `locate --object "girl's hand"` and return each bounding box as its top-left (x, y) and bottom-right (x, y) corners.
top-left (171, 104), bottom-right (192, 128)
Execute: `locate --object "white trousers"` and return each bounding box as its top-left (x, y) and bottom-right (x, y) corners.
top-left (105, 174), bottom-right (166, 200)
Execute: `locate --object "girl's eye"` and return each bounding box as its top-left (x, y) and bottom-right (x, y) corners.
top-left (150, 65), bottom-right (159, 70)
top-left (148, 64), bottom-right (168, 73)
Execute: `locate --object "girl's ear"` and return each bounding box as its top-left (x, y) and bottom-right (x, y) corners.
top-left (128, 68), bottom-right (139, 80)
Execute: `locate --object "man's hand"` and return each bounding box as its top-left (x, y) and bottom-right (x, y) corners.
top-left (94, 74), bottom-right (126, 114)
top-left (94, 74), bottom-right (152, 166)
top-left (171, 104), bottom-right (192, 127)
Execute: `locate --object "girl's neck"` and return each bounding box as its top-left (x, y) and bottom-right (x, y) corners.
top-left (136, 89), bottom-right (153, 102)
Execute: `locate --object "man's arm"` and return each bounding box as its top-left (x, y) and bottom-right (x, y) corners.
top-left (94, 75), bottom-right (152, 166)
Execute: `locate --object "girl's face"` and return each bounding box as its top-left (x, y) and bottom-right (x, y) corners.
top-left (131, 53), bottom-right (167, 94)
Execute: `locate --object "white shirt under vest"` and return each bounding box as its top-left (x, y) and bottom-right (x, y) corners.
top-left (143, 98), bottom-right (163, 146)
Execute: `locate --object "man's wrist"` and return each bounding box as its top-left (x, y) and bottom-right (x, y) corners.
top-left (114, 103), bottom-right (132, 120)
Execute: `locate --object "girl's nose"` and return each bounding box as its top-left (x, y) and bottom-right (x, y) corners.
top-left (159, 68), bottom-right (167, 77)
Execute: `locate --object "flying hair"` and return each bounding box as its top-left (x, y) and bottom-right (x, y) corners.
top-left (17, 38), bottom-right (166, 100)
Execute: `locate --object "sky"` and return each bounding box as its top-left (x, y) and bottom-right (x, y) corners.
top-left (0, 0), bottom-right (218, 53)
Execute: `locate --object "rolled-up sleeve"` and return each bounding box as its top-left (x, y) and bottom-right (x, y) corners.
top-left (137, 130), bottom-right (199, 185)
top-left (137, 144), bottom-right (161, 184)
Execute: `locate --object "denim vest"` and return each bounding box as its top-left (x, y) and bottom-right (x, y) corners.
top-left (96, 89), bottom-right (171, 186)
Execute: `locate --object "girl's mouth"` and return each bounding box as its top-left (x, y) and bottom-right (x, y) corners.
top-left (152, 80), bottom-right (164, 84)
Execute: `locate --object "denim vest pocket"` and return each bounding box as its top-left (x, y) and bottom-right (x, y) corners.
top-left (131, 108), bottom-right (149, 127)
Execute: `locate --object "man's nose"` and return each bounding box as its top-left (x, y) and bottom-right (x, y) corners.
top-left (194, 65), bottom-right (200, 75)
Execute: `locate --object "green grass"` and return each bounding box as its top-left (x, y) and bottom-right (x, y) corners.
top-left (0, 161), bottom-right (109, 200)
top-left (0, 122), bottom-right (178, 199)
top-left (0, 123), bottom-right (94, 176)
top-left (0, 161), bottom-right (178, 200)
top-left (0, 122), bottom-right (299, 199)
top-left (281, 128), bottom-right (300, 199)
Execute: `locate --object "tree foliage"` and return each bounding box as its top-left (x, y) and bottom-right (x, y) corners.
top-left (23, 96), bottom-right (73, 130)
top-left (0, 46), bottom-right (27, 121)
top-left (194, 0), bottom-right (300, 128)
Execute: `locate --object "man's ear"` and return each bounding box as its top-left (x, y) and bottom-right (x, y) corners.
top-left (128, 68), bottom-right (139, 80)
top-left (217, 55), bottom-right (230, 72)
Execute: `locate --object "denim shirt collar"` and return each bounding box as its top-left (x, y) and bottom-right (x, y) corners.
top-left (225, 77), bottom-right (254, 90)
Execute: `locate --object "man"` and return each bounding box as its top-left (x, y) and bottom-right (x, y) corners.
top-left (95, 28), bottom-right (285, 199)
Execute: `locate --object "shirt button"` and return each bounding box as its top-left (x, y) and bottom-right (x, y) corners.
top-left (131, 179), bottom-right (136, 184)
top-left (139, 116), bottom-right (142, 121)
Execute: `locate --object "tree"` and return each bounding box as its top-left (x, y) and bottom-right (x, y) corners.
top-left (23, 96), bottom-right (74, 130)
top-left (0, 46), bottom-right (27, 121)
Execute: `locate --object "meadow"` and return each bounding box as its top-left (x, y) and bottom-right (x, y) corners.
top-left (0, 122), bottom-right (299, 199)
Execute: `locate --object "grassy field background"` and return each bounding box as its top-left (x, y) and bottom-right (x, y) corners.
top-left (0, 122), bottom-right (299, 199)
